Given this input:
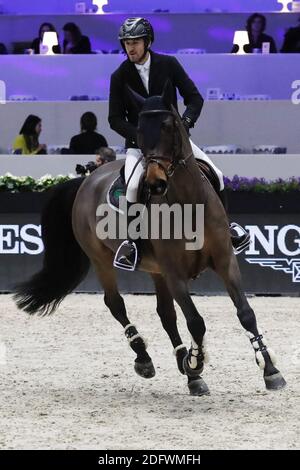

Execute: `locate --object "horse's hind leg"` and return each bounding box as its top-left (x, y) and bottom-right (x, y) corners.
top-left (215, 253), bottom-right (286, 391)
top-left (151, 273), bottom-right (188, 375)
top-left (152, 273), bottom-right (207, 395)
top-left (92, 250), bottom-right (155, 379)
top-left (161, 274), bottom-right (210, 396)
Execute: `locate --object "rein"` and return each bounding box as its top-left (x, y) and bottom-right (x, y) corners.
top-left (149, 152), bottom-right (193, 178)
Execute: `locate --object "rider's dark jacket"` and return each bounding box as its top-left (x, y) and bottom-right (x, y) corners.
top-left (108, 50), bottom-right (204, 148)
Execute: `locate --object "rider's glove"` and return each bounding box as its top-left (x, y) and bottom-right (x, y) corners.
top-left (181, 116), bottom-right (192, 135)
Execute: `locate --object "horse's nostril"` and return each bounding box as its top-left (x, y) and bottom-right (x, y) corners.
top-left (150, 179), bottom-right (168, 196)
top-left (156, 185), bottom-right (165, 194)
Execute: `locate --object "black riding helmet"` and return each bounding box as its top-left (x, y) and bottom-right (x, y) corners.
top-left (118, 17), bottom-right (154, 53)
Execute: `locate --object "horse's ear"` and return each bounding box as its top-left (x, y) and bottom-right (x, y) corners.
top-left (161, 79), bottom-right (173, 108)
top-left (126, 85), bottom-right (146, 111)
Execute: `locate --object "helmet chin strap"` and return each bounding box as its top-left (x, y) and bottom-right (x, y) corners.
top-left (139, 50), bottom-right (148, 62)
top-left (139, 40), bottom-right (151, 62)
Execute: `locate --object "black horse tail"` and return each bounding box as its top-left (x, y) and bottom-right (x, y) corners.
top-left (14, 177), bottom-right (90, 316)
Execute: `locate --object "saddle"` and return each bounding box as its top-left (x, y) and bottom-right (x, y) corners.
top-left (107, 159), bottom-right (221, 212)
top-left (196, 160), bottom-right (220, 195)
top-left (107, 165), bottom-right (126, 213)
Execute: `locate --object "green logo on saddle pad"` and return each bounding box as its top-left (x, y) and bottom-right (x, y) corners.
top-left (113, 188), bottom-right (124, 199)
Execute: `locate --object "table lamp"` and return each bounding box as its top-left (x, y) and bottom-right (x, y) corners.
top-left (40, 32), bottom-right (58, 55)
top-left (277, 0), bottom-right (292, 12)
top-left (92, 1), bottom-right (108, 14)
top-left (233, 31), bottom-right (249, 54)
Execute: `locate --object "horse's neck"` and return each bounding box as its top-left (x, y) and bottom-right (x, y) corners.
top-left (169, 157), bottom-right (208, 205)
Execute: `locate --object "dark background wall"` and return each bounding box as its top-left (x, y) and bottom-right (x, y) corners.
top-left (1, 194), bottom-right (300, 295)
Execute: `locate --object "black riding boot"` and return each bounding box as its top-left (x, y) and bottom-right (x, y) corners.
top-left (218, 189), bottom-right (251, 255)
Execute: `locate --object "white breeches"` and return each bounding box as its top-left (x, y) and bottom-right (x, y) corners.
top-left (125, 148), bottom-right (144, 203)
top-left (125, 140), bottom-right (224, 203)
top-left (189, 140), bottom-right (224, 191)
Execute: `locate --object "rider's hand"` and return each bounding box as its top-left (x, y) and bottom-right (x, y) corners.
top-left (181, 117), bottom-right (192, 136)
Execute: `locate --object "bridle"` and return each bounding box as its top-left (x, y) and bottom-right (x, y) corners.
top-left (139, 109), bottom-right (193, 179)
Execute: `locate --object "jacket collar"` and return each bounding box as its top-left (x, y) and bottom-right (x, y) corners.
top-left (124, 51), bottom-right (160, 96)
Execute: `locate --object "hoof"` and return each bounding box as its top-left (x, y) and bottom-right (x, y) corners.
top-left (264, 372), bottom-right (287, 391)
top-left (134, 360), bottom-right (156, 379)
top-left (188, 378), bottom-right (210, 396)
top-left (183, 354), bottom-right (203, 377)
top-left (176, 347), bottom-right (188, 375)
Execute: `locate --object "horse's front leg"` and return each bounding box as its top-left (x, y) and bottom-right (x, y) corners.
top-left (215, 253), bottom-right (286, 391)
top-left (163, 275), bottom-right (210, 396)
top-left (92, 251), bottom-right (155, 379)
top-left (151, 273), bottom-right (188, 375)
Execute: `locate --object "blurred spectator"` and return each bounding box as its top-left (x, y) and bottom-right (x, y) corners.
top-left (0, 43), bottom-right (8, 54)
top-left (63, 23), bottom-right (92, 54)
top-left (75, 147), bottom-right (116, 176)
top-left (69, 112), bottom-right (108, 154)
top-left (13, 115), bottom-right (47, 155)
top-left (232, 13), bottom-right (277, 53)
top-left (95, 146), bottom-right (117, 166)
top-left (281, 16), bottom-right (300, 52)
top-left (31, 23), bottom-right (61, 54)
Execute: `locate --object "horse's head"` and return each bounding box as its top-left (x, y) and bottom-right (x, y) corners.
top-left (128, 81), bottom-right (192, 197)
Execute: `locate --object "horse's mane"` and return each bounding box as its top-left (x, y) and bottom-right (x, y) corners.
top-left (170, 104), bottom-right (193, 160)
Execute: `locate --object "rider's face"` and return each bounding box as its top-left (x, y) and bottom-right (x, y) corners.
top-left (124, 38), bottom-right (147, 64)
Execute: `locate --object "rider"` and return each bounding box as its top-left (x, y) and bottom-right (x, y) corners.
top-left (108, 17), bottom-right (250, 270)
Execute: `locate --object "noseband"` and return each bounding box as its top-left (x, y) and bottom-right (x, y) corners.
top-left (139, 109), bottom-right (193, 179)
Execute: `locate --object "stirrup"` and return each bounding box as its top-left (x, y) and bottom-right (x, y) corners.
top-left (113, 240), bottom-right (138, 271)
top-left (233, 235), bottom-right (251, 255)
top-left (230, 222), bottom-right (251, 255)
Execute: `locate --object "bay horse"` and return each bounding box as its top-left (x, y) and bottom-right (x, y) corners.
top-left (14, 83), bottom-right (286, 396)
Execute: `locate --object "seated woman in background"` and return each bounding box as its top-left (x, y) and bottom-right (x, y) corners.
top-left (13, 115), bottom-right (47, 155)
top-left (31, 23), bottom-right (61, 54)
top-left (69, 112), bottom-right (108, 154)
top-left (62, 23), bottom-right (92, 54)
top-left (232, 13), bottom-right (277, 53)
